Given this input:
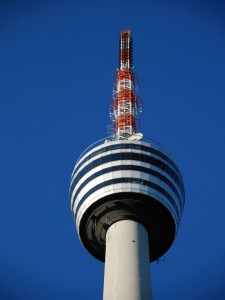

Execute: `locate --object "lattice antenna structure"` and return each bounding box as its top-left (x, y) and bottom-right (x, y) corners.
top-left (110, 29), bottom-right (142, 140)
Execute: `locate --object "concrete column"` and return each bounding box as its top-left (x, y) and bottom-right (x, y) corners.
top-left (103, 220), bottom-right (152, 300)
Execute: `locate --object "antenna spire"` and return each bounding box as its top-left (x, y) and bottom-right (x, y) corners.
top-left (110, 29), bottom-right (142, 140)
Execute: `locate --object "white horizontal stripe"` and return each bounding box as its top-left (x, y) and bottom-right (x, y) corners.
top-left (72, 170), bottom-right (182, 215)
top-left (71, 148), bottom-right (181, 193)
top-left (72, 151), bottom-right (174, 187)
top-left (71, 159), bottom-right (182, 202)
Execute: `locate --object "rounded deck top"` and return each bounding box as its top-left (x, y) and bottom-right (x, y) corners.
top-left (69, 137), bottom-right (185, 262)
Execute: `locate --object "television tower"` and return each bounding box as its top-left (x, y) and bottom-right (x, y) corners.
top-left (69, 29), bottom-right (185, 300)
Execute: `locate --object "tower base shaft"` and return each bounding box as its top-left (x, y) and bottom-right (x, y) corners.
top-left (103, 220), bottom-right (152, 300)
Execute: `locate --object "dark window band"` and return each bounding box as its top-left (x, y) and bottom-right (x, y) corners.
top-left (74, 177), bottom-right (180, 220)
top-left (70, 165), bottom-right (184, 210)
top-left (72, 143), bottom-right (182, 179)
top-left (70, 152), bottom-right (185, 199)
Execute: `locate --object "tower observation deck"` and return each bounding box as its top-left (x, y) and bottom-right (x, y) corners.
top-left (69, 29), bottom-right (185, 300)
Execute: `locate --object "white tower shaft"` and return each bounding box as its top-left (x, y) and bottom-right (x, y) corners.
top-left (103, 220), bottom-right (152, 300)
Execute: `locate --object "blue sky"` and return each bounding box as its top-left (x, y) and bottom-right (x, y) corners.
top-left (1, 1), bottom-right (225, 299)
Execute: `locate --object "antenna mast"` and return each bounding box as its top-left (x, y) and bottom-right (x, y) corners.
top-left (110, 29), bottom-right (142, 140)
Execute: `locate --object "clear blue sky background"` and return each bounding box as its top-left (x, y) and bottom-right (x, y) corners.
top-left (1, 1), bottom-right (225, 299)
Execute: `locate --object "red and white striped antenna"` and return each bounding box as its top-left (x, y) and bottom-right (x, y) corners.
top-left (109, 29), bottom-right (142, 140)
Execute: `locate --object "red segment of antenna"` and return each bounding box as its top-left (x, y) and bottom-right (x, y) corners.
top-left (109, 29), bottom-right (142, 140)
